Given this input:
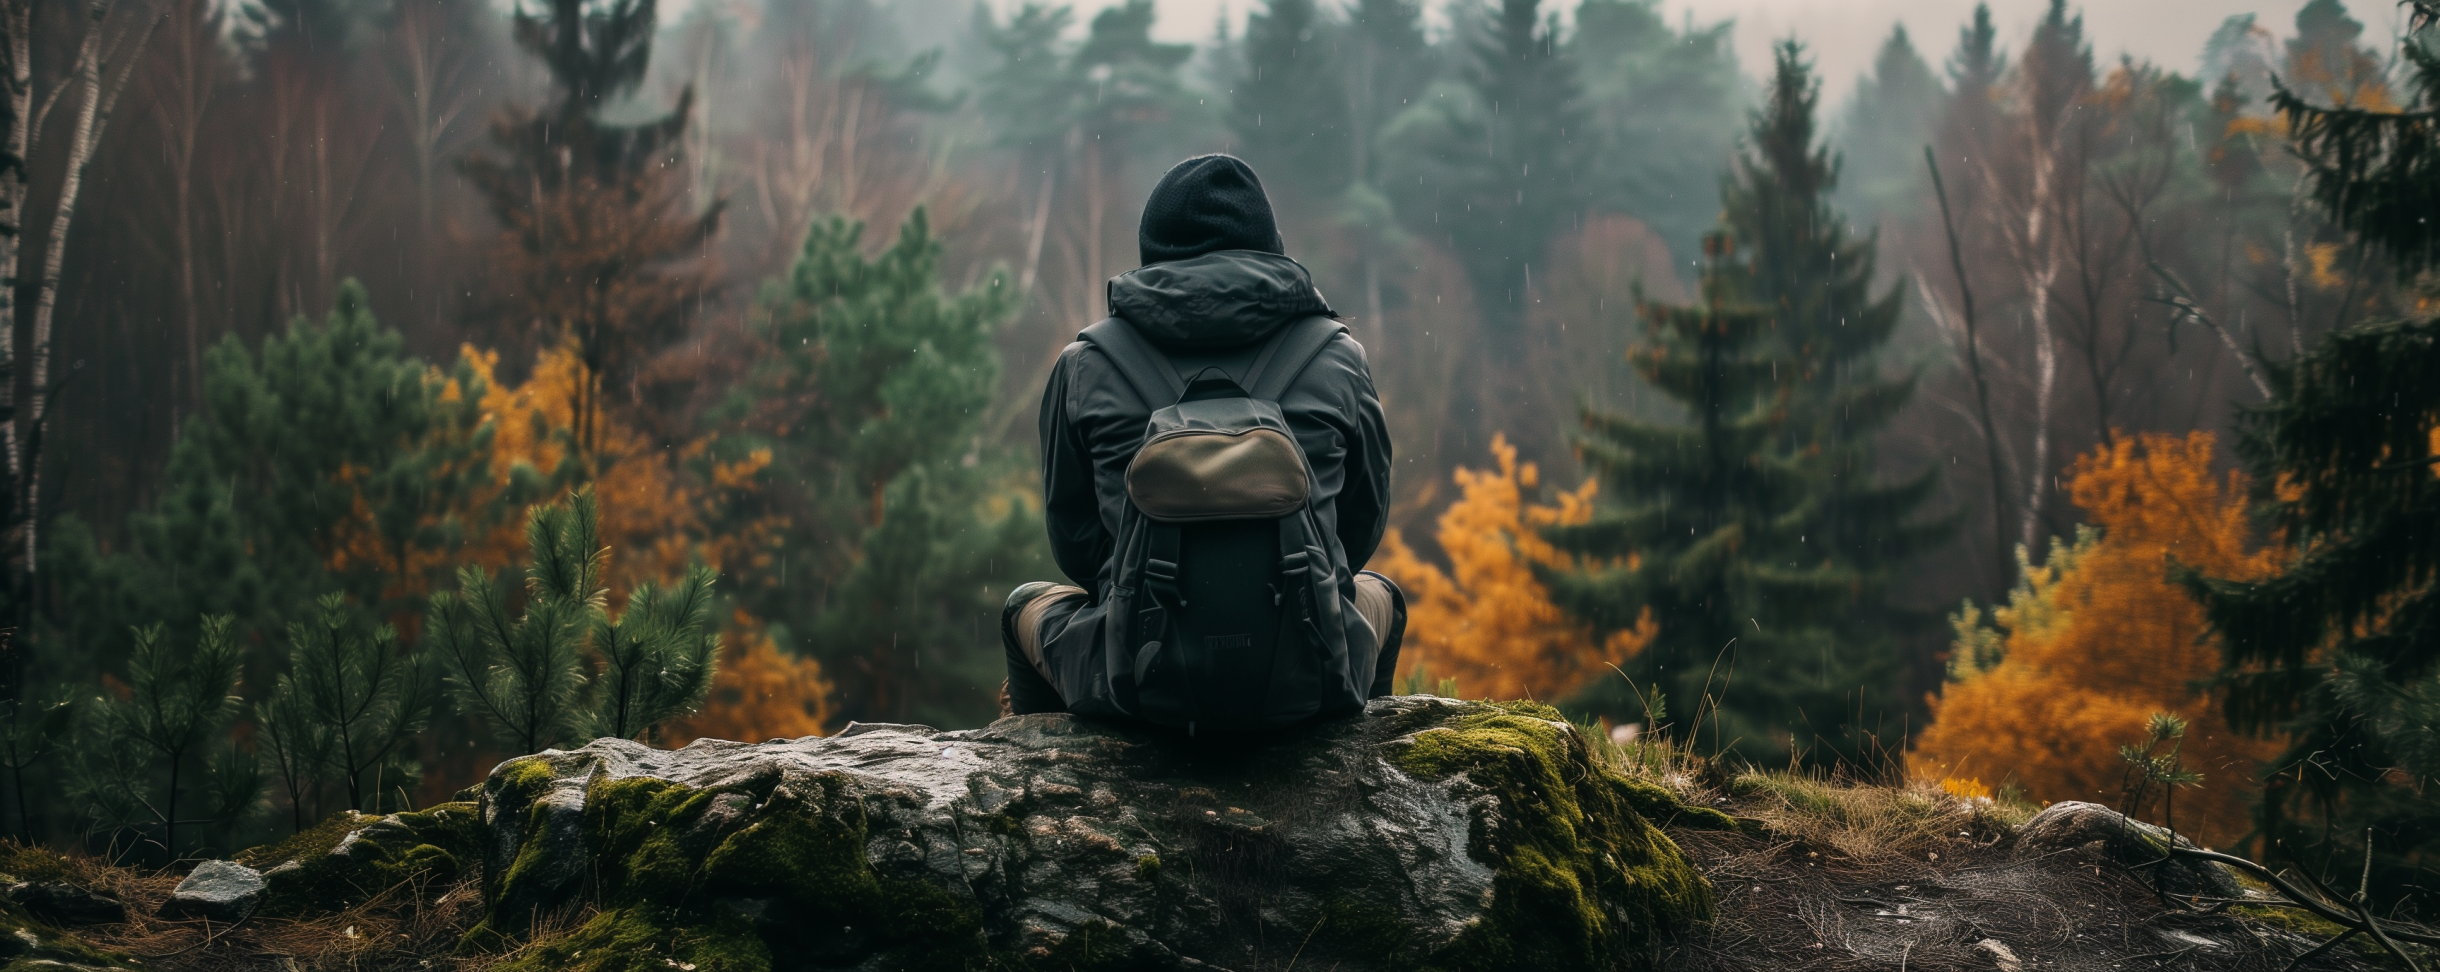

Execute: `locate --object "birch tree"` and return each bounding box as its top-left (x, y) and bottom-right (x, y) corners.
top-left (0, 0), bottom-right (163, 669)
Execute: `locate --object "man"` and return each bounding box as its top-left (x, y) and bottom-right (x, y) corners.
top-left (1001, 154), bottom-right (1403, 731)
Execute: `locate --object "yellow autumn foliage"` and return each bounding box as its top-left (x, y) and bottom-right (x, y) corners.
top-left (325, 339), bottom-right (839, 737)
top-left (1374, 434), bottom-right (1655, 702)
top-left (1911, 432), bottom-right (2281, 846)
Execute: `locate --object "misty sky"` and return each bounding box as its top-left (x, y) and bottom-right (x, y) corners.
top-left (996, 0), bottom-right (2413, 102)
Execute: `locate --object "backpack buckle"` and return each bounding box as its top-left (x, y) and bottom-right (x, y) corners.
top-left (1144, 558), bottom-right (1185, 607)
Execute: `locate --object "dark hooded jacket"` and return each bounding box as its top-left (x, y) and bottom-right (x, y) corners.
top-left (1037, 250), bottom-right (1391, 599)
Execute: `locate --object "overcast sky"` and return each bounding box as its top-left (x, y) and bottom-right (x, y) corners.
top-left (982, 0), bottom-right (2413, 102)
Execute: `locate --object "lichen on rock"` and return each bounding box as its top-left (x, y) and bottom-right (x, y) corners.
top-left (466, 696), bottom-right (1716, 971)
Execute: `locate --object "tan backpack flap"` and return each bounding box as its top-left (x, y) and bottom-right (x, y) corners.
top-left (1126, 428), bottom-right (1311, 522)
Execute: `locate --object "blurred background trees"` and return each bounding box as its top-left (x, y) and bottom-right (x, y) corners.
top-left (0, 0), bottom-right (2432, 904)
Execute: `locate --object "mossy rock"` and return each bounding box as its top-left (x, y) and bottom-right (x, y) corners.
top-left (238, 801), bottom-right (483, 918)
top-left (0, 902), bottom-right (141, 971)
top-left (469, 697), bottom-right (1714, 971)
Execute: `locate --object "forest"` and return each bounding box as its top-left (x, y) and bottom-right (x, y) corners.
top-left (0, 0), bottom-right (2434, 918)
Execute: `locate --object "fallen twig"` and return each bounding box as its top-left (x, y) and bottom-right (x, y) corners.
top-left (2164, 846), bottom-right (2435, 971)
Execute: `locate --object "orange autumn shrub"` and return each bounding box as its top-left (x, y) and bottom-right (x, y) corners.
top-left (323, 341), bottom-right (718, 601)
top-left (1374, 434), bottom-right (1655, 701)
top-left (1911, 432), bottom-right (2281, 846)
top-left (664, 611), bottom-right (836, 745)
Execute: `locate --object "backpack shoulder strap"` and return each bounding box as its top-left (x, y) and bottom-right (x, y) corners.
top-left (1080, 317), bottom-right (1187, 408)
top-left (1244, 315), bottom-right (1347, 403)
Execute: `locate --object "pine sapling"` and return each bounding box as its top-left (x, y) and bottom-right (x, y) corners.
top-left (90, 616), bottom-right (250, 859)
top-left (429, 490), bottom-right (604, 755)
top-left (269, 593), bottom-right (436, 813)
top-left (588, 566), bottom-right (719, 742)
top-left (2117, 712), bottom-right (2204, 839)
top-left (0, 694), bottom-right (76, 842)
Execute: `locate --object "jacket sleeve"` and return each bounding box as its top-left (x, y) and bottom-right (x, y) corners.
top-left (1039, 345), bottom-right (1111, 587)
top-left (1336, 337), bottom-right (1392, 571)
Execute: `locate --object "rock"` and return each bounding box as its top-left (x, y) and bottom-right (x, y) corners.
top-left (157, 860), bottom-right (265, 923)
top-left (4, 882), bottom-right (125, 926)
top-left (472, 697), bottom-right (1729, 971)
top-left (0, 909), bottom-right (143, 969)
top-left (2014, 801), bottom-right (2244, 898)
top-left (238, 802), bottom-right (483, 918)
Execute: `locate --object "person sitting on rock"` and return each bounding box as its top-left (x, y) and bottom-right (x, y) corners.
top-left (1001, 154), bottom-right (1403, 735)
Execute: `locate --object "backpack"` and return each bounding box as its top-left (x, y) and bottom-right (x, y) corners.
top-left (1080, 314), bottom-right (1372, 735)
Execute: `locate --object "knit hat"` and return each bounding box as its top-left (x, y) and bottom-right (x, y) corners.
top-left (1136, 154), bottom-right (1285, 265)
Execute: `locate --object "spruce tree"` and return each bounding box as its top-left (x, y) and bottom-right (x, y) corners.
top-left (1723, 42), bottom-right (1947, 597)
top-left (1571, 0), bottom-right (1746, 255)
top-left (1436, 0), bottom-right (1587, 335)
top-left (460, 0), bottom-right (718, 457)
top-left (1836, 26), bottom-right (1945, 222)
top-left (2274, 0), bottom-right (2439, 271)
top-left (1384, 0), bottom-right (1588, 467)
top-left (2184, 0), bottom-right (2440, 904)
top-left (1547, 46), bottom-right (1939, 770)
top-left (1232, 0), bottom-right (1349, 210)
top-left (1544, 233), bottom-right (1871, 768)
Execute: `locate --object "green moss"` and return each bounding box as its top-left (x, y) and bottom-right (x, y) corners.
top-left (0, 844), bottom-right (71, 885)
top-left (245, 802), bottom-right (482, 918)
top-left (2233, 905), bottom-right (2435, 967)
top-left (489, 772), bottom-right (1003, 972)
top-left (495, 757), bottom-right (562, 808)
top-left (1390, 701), bottom-right (1713, 971)
top-left (1134, 854), bottom-right (1161, 880)
top-left (0, 906), bottom-right (141, 970)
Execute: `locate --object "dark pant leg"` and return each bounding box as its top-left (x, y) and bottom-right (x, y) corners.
top-left (1359, 571), bottom-right (1409, 699)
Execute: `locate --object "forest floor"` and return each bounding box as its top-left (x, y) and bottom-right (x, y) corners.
top-left (1653, 771), bottom-right (2415, 972)
top-left (4, 761), bottom-right (2425, 971)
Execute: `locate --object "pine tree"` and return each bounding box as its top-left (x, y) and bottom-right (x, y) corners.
top-left (428, 488), bottom-right (719, 754)
top-left (705, 210), bottom-right (1042, 727)
top-left (1543, 47), bottom-right (1939, 771)
top-left (1723, 42), bottom-right (1948, 633)
top-left (1232, 0), bottom-right (1349, 211)
top-left (260, 594), bottom-right (436, 817)
top-left (74, 616), bottom-right (260, 861)
top-left (1339, 0), bottom-right (1433, 326)
top-left (1545, 232), bottom-right (1873, 769)
top-left (2184, 0), bottom-right (2440, 903)
top-left (1837, 26), bottom-right (1945, 222)
top-left (47, 283), bottom-right (494, 669)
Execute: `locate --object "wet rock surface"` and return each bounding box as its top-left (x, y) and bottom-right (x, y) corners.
top-left (157, 860), bottom-right (265, 923)
top-left (474, 697), bottom-right (1721, 971)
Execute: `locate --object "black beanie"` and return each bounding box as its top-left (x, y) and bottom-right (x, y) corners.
top-left (1137, 154), bottom-right (1285, 265)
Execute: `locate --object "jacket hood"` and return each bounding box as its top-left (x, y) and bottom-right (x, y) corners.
top-left (1105, 250), bottom-right (1336, 352)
